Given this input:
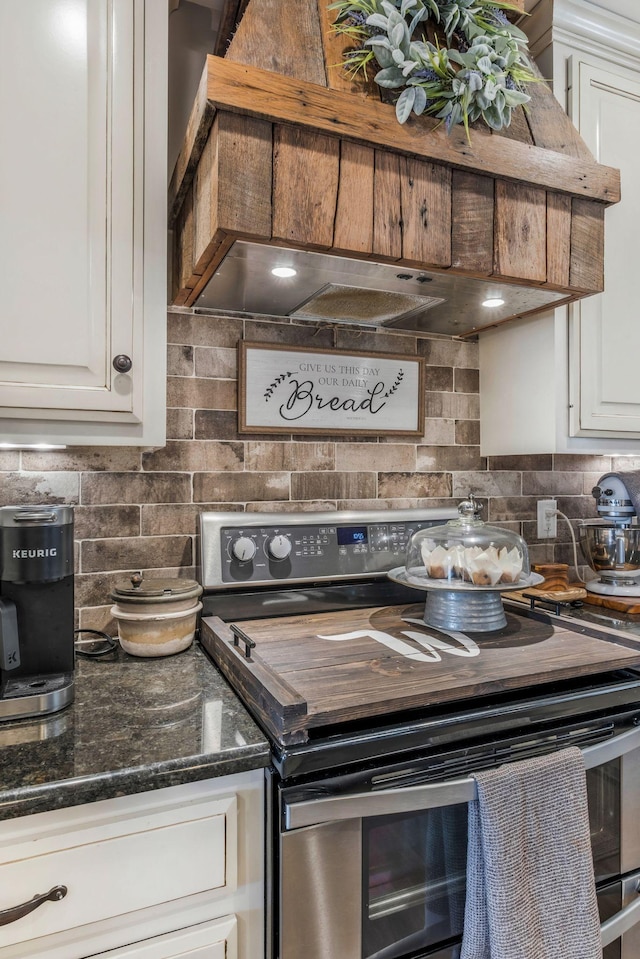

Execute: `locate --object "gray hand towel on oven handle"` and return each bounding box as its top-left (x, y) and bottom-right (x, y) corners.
top-left (460, 746), bottom-right (602, 959)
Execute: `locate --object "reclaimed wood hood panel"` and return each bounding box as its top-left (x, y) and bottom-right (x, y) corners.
top-left (169, 0), bottom-right (620, 337)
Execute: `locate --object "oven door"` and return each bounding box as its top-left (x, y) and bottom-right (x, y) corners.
top-left (279, 724), bottom-right (640, 959)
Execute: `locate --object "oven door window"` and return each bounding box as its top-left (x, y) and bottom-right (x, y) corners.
top-left (588, 757), bottom-right (621, 883)
top-left (363, 806), bottom-right (467, 959)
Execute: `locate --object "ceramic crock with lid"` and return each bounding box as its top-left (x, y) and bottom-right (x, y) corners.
top-left (110, 573), bottom-right (203, 657)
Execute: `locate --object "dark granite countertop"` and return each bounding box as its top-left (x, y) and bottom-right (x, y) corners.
top-left (0, 643), bottom-right (270, 822)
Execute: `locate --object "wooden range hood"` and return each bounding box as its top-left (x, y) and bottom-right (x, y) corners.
top-left (169, 0), bottom-right (621, 337)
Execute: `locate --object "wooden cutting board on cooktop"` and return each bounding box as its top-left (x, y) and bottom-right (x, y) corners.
top-left (201, 603), bottom-right (640, 745)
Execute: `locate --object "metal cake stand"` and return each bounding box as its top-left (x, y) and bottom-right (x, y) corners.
top-left (388, 567), bottom-right (545, 633)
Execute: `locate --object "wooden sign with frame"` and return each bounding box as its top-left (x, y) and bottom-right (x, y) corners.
top-left (238, 342), bottom-right (425, 436)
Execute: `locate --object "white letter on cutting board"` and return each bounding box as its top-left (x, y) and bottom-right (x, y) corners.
top-left (401, 630), bottom-right (479, 659)
top-left (318, 629), bottom-right (479, 663)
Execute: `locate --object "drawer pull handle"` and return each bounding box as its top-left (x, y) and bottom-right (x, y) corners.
top-left (0, 885), bottom-right (67, 926)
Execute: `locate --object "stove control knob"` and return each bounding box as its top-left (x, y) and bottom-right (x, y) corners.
top-left (232, 536), bottom-right (257, 563)
top-left (268, 534), bottom-right (292, 561)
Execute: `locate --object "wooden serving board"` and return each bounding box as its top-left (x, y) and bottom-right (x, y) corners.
top-left (509, 587), bottom-right (640, 615)
top-left (582, 593), bottom-right (640, 615)
top-left (201, 603), bottom-right (640, 744)
top-left (508, 587), bottom-right (587, 605)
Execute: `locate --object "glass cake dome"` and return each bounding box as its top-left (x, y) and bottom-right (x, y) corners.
top-left (389, 495), bottom-right (540, 632)
top-left (405, 494), bottom-right (531, 588)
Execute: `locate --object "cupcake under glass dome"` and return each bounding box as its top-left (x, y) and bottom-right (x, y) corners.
top-left (390, 495), bottom-right (542, 632)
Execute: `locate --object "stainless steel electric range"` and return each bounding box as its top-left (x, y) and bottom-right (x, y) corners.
top-left (198, 508), bottom-right (640, 959)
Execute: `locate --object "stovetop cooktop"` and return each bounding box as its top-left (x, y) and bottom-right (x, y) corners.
top-left (198, 508), bottom-right (640, 778)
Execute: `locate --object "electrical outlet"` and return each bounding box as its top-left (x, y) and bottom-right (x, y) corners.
top-left (537, 499), bottom-right (557, 538)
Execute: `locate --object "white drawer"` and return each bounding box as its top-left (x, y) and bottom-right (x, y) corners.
top-left (0, 790), bottom-right (236, 949)
top-left (94, 915), bottom-right (237, 959)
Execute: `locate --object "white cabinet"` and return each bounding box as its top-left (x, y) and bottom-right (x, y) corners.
top-left (0, 771), bottom-right (264, 959)
top-left (0, 0), bottom-right (166, 447)
top-left (480, 0), bottom-right (640, 454)
top-left (569, 58), bottom-right (640, 435)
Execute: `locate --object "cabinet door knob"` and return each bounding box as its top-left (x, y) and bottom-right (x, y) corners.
top-left (0, 885), bottom-right (68, 926)
top-left (113, 354), bottom-right (133, 373)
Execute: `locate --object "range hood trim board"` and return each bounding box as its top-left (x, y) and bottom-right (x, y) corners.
top-left (170, 8), bottom-right (619, 336)
top-left (169, 57), bottom-right (619, 223)
top-left (208, 58), bottom-right (619, 203)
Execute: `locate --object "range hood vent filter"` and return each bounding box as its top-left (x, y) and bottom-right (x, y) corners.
top-left (290, 284), bottom-right (445, 327)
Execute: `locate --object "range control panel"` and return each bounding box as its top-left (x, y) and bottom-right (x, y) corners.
top-left (200, 508), bottom-right (457, 590)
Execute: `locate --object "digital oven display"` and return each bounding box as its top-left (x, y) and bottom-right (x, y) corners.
top-left (337, 526), bottom-right (368, 547)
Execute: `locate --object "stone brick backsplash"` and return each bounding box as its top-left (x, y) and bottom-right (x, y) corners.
top-left (0, 308), bottom-right (620, 630)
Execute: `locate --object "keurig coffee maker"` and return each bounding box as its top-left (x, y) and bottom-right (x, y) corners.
top-left (0, 505), bottom-right (75, 720)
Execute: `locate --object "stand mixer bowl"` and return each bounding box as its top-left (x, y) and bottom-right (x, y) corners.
top-left (579, 524), bottom-right (640, 587)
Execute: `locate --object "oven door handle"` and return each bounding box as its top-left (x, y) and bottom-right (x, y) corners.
top-left (601, 883), bottom-right (640, 948)
top-left (283, 724), bottom-right (640, 830)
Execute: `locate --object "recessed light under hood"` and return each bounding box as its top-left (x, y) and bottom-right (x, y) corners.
top-left (196, 241), bottom-right (567, 336)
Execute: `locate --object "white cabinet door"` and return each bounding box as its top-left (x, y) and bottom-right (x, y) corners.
top-left (0, 0), bottom-right (166, 446)
top-left (570, 59), bottom-right (640, 435)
